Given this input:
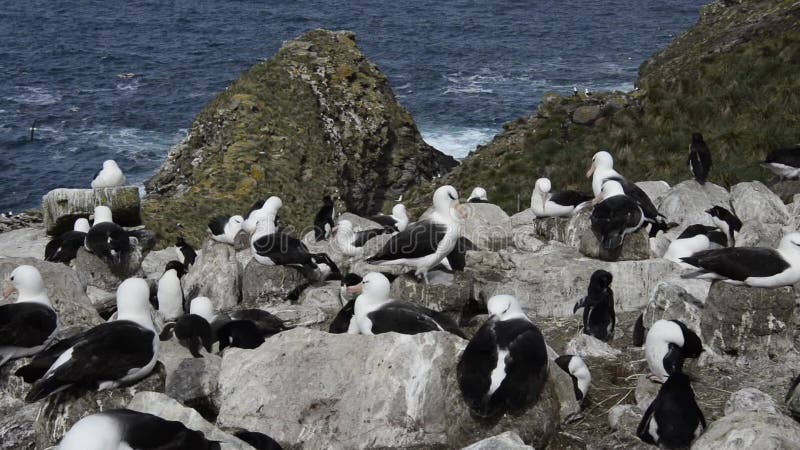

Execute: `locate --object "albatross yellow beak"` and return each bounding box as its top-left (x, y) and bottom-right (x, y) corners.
top-left (586, 162), bottom-right (596, 178)
top-left (2, 284), bottom-right (14, 300)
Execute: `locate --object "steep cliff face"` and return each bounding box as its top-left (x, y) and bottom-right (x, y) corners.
top-left (143, 29), bottom-right (456, 245)
top-left (404, 0), bottom-right (800, 215)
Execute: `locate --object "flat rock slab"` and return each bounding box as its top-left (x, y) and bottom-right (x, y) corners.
top-left (42, 186), bottom-right (141, 236)
top-left (691, 411), bottom-right (800, 450)
top-left (0, 226), bottom-right (49, 259)
top-left (701, 283), bottom-right (795, 359)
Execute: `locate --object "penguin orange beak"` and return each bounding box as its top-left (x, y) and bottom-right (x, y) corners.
top-left (586, 162), bottom-right (596, 178)
top-left (2, 285), bottom-right (14, 300)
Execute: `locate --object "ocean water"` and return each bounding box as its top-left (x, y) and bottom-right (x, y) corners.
top-left (0, 0), bottom-right (705, 211)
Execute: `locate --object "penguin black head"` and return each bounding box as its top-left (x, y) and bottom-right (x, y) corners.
top-left (588, 269), bottom-right (613, 293)
top-left (671, 320), bottom-right (703, 358)
top-left (176, 236), bottom-right (189, 247)
top-left (164, 260), bottom-right (187, 278)
top-left (691, 132), bottom-right (704, 143)
top-left (705, 206), bottom-right (740, 227)
top-left (322, 195), bottom-right (333, 206)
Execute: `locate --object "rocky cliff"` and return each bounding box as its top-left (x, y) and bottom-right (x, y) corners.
top-left (404, 0), bottom-right (800, 214)
top-left (143, 29), bottom-right (456, 246)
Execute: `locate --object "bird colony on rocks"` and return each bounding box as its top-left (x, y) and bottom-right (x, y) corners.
top-left (3, 127), bottom-right (800, 449)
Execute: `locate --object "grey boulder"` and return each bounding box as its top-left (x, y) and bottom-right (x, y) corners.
top-left (183, 239), bottom-right (242, 312)
top-left (701, 283), bottom-right (795, 359)
top-left (691, 411), bottom-right (800, 450)
top-left (217, 328), bottom-right (562, 449)
top-left (730, 181), bottom-right (789, 226)
top-left (72, 243), bottom-right (144, 291)
top-left (723, 388), bottom-right (777, 415)
top-left (240, 259), bottom-right (306, 307)
top-left (657, 180), bottom-right (730, 229)
top-left (461, 431), bottom-right (534, 450)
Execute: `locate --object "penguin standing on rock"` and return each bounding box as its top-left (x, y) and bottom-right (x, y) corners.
top-left (573, 270), bottom-right (615, 342)
top-left (687, 133), bottom-right (712, 185)
top-left (85, 206), bottom-right (132, 273)
top-left (313, 195), bottom-right (336, 241)
top-left (175, 236), bottom-right (197, 266)
top-left (637, 372), bottom-right (706, 448)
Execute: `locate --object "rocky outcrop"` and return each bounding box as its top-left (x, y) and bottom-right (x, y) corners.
top-left (41, 186), bottom-right (141, 236)
top-left (241, 260), bottom-right (306, 307)
top-left (461, 431), bottom-right (534, 450)
top-left (217, 328), bottom-right (565, 449)
top-left (182, 240), bottom-right (242, 312)
top-left (73, 245), bottom-right (145, 291)
top-left (701, 283), bottom-right (795, 359)
top-left (143, 29), bottom-right (456, 247)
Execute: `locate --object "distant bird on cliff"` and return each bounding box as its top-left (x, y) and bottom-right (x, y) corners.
top-left (587, 150), bottom-right (668, 236)
top-left (761, 145), bottom-right (800, 181)
top-left (637, 372), bottom-right (706, 448)
top-left (706, 206), bottom-right (741, 247)
top-left (590, 180), bottom-right (644, 251)
top-left (366, 185), bottom-right (466, 284)
top-left (681, 232), bottom-right (800, 287)
top-left (208, 215), bottom-right (244, 245)
top-left (349, 272), bottom-right (464, 337)
top-left (663, 224), bottom-right (727, 268)
top-left (91, 160), bottom-right (126, 188)
top-left (58, 409), bottom-right (221, 450)
top-left (573, 270), bottom-right (615, 342)
top-left (24, 278), bottom-right (158, 402)
top-left (156, 260), bottom-right (187, 321)
top-left (467, 187), bottom-right (489, 203)
top-left (457, 294), bottom-right (549, 418)
top-left (368, 203), bottom-right (410, 232)
top-left (313, 195), bottom-right (336, 241)
top-left (85, 205), bottom-right (132, 271)
top-left (530, 178), bottom-right (593, 218)
top-left (333, 219), bottom-right (392, 257)
top-left (645, 319), bottom-right (702, 382)
top-left (45, 217), bottom-right (90, 264)
top-left (584, 88), bottom-right (592, 97)
top-left (687, 133), bottom-right (712, 184)
top-left (555, 354), bottom-right (591, 407)
top-left (573, 86), bottom-right (579, 96)
top-left (175, 236), bottom-right (196, 266)
top-left (243, 196), bottom-right (282, 234)
top-left (0, 265), bottom-right (58, 368)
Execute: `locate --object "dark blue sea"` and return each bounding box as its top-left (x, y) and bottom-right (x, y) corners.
top-left (0, 0), bottom-right (705, 211)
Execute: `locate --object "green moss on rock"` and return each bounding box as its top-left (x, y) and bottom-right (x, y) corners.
top-left (406, 0), bottom-right (800, 215)
top-left (143, 29), bottom-right (456, 247)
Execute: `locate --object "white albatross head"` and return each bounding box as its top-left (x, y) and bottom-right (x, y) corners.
top-left (102, 160), bottom-right (120, 170)
top-left (73, 218), bottom-right (91, 233)
top-left (487, 294), bottom-right (528, 321)
top-left (93, 205), bottom-right (114, 225)
top-left (467, 187), bottom-right (488, 202)
top-left (432, 185), bottom-right (466, 221)
top-left (587, 151), bottom-right (614, 178)
top-left (116, 278), bottom-right (155, 331)
top-left (3, 265), bottom-right (51, 306)
top-left (189, 296), bottom-right (215, 323)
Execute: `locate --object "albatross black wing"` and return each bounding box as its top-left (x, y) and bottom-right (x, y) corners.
top-left (366, 220), bottom-right (446, 262)
top-left (681, 247), bottom-right (788, 281)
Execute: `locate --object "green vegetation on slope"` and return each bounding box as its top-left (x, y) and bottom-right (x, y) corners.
top-left (405, 0), bottom-right (800, 215)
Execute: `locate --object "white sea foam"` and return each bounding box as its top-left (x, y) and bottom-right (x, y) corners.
top-left (6, 87), bottom-right (62, 106)
top-left (420, 126), bottom-right (496, 158)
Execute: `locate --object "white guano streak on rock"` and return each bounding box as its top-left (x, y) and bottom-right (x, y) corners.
top-left (402, 333), bottom-right (442, 423)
